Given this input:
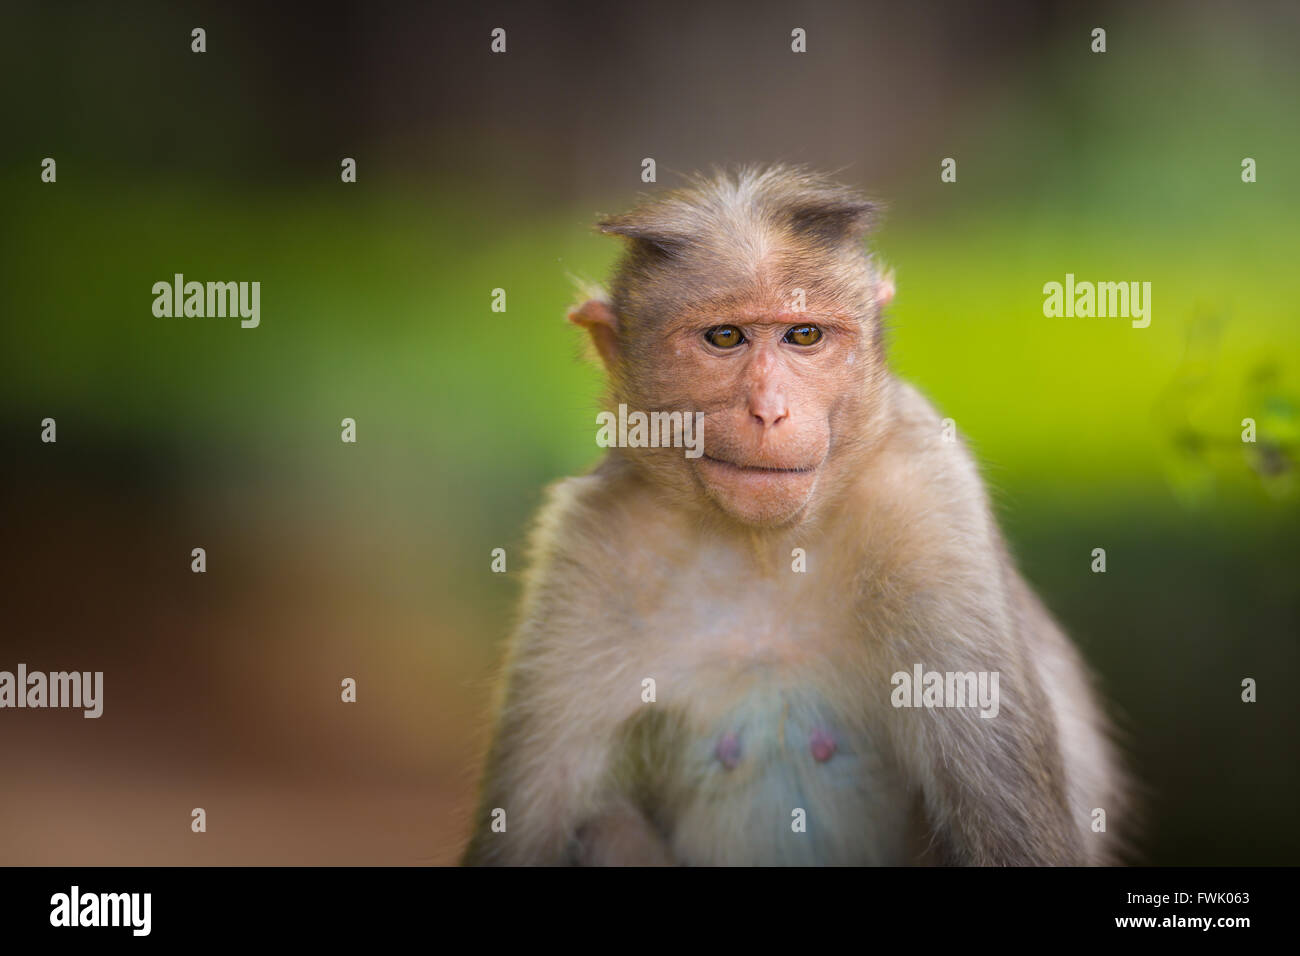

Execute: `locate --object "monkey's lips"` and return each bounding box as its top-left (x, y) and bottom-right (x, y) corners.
top-left (699, 454), bottom-right (818, 475)
top-left (696, 453), bottom-right (823, 522)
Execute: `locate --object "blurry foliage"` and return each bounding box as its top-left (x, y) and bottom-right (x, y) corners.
top-left (1157, 314), bottom-right (1297, 506)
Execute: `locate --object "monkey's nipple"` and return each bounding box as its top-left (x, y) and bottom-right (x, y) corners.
top-left (715, 732), bottom-right (742, 770)
top-left (809, 728), bottom-right (837, 763)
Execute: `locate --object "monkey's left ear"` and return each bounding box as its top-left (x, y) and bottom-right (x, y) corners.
top-left (569, 299), bottom-right (620, 368)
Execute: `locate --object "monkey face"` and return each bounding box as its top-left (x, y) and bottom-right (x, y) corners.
top-left (574, 167), bottom-right (895, 528)
top-left (638, 303), bottom-right (877, 528)
top-left (588, 244), bottom-right (891, 530)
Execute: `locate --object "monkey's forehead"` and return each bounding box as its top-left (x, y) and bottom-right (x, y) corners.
top-left (619, 241), bottom-right (876, 324)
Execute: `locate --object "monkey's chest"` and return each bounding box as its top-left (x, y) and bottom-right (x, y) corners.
top-left (654, 682), bottom-right (910, 866)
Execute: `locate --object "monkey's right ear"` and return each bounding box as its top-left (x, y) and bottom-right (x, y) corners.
top-left (568, 299), bottom-right (620, 368)
top-left (597, 216), bottom-right (690, 258)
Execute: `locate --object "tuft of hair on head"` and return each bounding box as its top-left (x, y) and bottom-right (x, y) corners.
top-left (754, 164), bottom-right (879, 243)
top-left (597, 164), bottom-right (881, 256)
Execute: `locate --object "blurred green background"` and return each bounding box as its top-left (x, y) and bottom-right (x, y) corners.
top-left (1, 0), bottom-right (1296, 864)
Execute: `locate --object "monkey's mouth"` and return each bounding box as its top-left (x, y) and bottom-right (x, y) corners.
top-left (700, 454), bottom-right (817, 475)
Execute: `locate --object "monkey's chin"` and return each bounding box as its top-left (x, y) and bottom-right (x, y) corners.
top-left (695, 455), bottom-right (820, 527)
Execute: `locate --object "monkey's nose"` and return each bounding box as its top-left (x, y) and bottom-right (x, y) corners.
top-left (748, 396), bottom-right (789, 429)
top-left (751, 410), bottom-right (788, 429)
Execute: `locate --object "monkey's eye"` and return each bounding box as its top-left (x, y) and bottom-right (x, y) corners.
top-left (704, 325), bottom-right (746, 349)
top-left (784, 325), bottom-right (823, 346)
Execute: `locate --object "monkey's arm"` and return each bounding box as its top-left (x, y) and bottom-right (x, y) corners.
top-left (460, 685), bottom-right (675, 866)
top-left (460, 672), bottom-right (604, 865)
top-left (461, 591), bottom-right (675, 864)
top-left (878, 386), bottom-right (1091, 865)
top-left (890, 640), bottom-right (1086, 866)
top-left (570, 802), bottom-right (675, 866)
top-left (462, 469), bottom-right (682, 866)
top-left (920, 717), bottom-right (1083, 864)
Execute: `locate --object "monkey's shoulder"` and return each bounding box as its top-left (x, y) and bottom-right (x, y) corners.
top-left (883, 378), bottom-right (988, 495)
top-left (866, 380), bottom-right (1003, 542)
top-left (525, 460), bottom-right (699, 583)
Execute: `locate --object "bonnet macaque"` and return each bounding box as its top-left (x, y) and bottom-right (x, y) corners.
top-left (463, 166), bottom-right (1125, 865)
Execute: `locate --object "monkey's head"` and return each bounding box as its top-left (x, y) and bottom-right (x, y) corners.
top-left (571, 165), bottom-right (895, 528)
